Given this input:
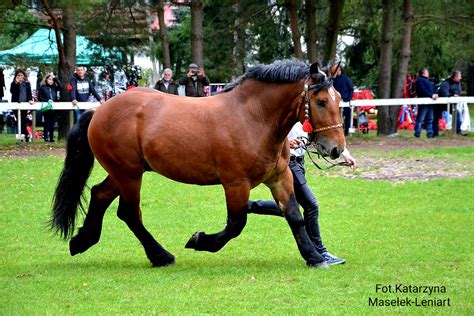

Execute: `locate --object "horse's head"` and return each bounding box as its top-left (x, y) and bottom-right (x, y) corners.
top-left (300, 63), bottom-right (346, 159)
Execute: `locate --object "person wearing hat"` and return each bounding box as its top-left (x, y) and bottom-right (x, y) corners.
top-left (178, 63), bottom-right (210, 97)
top-left (331, 65), bottom-right (354, 136)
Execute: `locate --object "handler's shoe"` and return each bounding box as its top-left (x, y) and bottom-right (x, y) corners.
top-left (321, 252), bottom-right (345, 265)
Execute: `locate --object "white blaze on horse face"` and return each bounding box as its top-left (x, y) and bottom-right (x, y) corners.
top-left (328, 87), bottom-right (336, 102)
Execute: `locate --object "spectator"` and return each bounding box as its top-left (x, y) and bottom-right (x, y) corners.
top-left (10, 69), bottom-right (34, 141)
top-left (154, 68), bottom-right (179, 95)
top-left (414, 68), bottom-right (438, 138)
top-left (25, 110), bottom-right (33, 140)
top-left (38, 73), bottom-right (62, 142)
top-left (248, 122), bottom-right (356, 266)
top-left (68, 66), bottom-right (103, 121)
top-left (124, 65), bottom-right (142, 88)
top-left (405, 73), bottom-right (417, 98)
top-left (6, 110), bottom-right (17, 134)
top-left (0, 68), bottom-right (5, 101)
top-left (331, 65), bottom-right (354, 136)
top-left (0, 112), bottom-right (4, 133)
top-left (36, 70), bottom-right (43, 92)
top-left (179, 63), bottom-right (210, 97)
top-left (437, 71), bottom-right (462, 135)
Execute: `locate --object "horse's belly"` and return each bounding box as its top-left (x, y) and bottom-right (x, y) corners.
top-left (147, 157), bottom-right (221, 186)
top-left (157, 169), bottom-right (221, 186)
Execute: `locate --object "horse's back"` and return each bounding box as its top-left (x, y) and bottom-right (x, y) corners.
top-left (88, 87), bottom-right (285, 187)
top-left (88, 88), bottom-right (229, 184)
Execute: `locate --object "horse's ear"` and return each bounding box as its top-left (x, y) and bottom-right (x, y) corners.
top-left (309, 63), bottom-right (320, 76)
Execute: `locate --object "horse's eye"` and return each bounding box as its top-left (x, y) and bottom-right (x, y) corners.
top-left (317, 100), bottom-right (326, 107)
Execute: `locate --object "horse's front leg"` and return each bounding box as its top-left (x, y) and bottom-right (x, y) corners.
top-left (267, 168), bottom-right (328, 268)
top-left (185, 182), bottom-right (249, 253)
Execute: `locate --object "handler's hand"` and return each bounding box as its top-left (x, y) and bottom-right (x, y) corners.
top-left (72, 99), bottom-right (78, 105)
top-left (344, 154), bottom-right (357, 172)
top-left (289, 138), bottom-right (303, 149)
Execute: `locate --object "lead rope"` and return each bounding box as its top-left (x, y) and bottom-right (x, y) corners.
top-left (299, 136), bottom-right (351, 170)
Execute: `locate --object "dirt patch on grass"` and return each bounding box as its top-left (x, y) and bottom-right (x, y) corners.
top-left (0, 143), bottom-right (65, 158)
top-left (346, 134), bottom-right (473, 151)
top-left (329, 156), bottom-right (474, 181)
top-left (337, 135), bottom-right (474, 181)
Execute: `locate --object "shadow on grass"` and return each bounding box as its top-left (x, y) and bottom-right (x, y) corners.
top-left (35, 252), bottom-right (310, 275)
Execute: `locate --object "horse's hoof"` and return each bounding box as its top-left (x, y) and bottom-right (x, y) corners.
top-left (185, 231), bottom-right (203, 249)
top-left (307, 260), bottom-right (330, 269)
top-left (69, 236), bottom-right (84, 256)
top-left (69, 233), bottom-right (99, 256)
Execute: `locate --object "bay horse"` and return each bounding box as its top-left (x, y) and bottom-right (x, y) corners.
top-left (51, 60), bottom-right (346, 268)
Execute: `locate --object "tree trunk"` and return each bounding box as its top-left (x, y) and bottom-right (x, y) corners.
top-left (392, 0), bottom-right (413, 98)
top-left (389, 0), bottom-right (413, 134)
top-left (305, 0), bottom-right (318, 63)
top-left (190, 0), bottom-right (204, 67)
top-left (287, 0), bottom-right (303, 60)
top-left (232, 1), bottom-right (246, 77)
top-left (58, 7), bottom-right (76, 140)
top-left (157, 0), bottom-right (171, 68)
top-left (324, 0), bottom-right (344, 65)
top-left (40, 1), bottom-right (76, 140)
top-left (376, 0), bottom-right (394, 135)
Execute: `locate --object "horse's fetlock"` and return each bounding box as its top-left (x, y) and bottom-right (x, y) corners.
top-left (116, 210), bottom-right (128, 222)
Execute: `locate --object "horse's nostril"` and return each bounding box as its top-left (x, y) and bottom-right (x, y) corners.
top-left (330, 147), bottom-right (341, 158)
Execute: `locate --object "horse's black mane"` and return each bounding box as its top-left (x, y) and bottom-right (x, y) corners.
top-left (221, 59), bottom-right (311, 93)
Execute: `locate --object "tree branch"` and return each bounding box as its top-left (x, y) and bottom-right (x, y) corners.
top-left (39, 0), bottom-right (66, 65)
top-left (230, 3), bottom-right (278, 32)
top-left (0, 20), bottom-right (50, 29)
top-left (128, 2), bottom-right (137, 25)
top-left (414, 14), bottom-right (474, 30)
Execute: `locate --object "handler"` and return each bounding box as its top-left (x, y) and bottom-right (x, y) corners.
top-left (248, 122), bottom-right (356, 266)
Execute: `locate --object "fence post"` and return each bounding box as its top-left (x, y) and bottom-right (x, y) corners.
top-left (16, 109), bottom-right (22, 142)
top-left (32, 110), bottom-right (36, 142)
top-left (447, 103), bottom-right (457, 137)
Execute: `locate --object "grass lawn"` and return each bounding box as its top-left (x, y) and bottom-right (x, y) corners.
top-left (0, 145), bottom-right (473, 315)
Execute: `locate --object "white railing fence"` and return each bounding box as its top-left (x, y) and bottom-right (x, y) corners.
top-left (1, 96), bottom-right (473, 140)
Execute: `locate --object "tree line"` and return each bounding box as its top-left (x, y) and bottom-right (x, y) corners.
top-left (1, 0), bottom-right (473, 137)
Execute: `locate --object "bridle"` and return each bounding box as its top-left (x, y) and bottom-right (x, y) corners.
top-left (300, 77), bottom-right (343, 133)
top-left (299, 137), bottom-right (351, 170)
top-left (296, 71), bottom-right (348, 170)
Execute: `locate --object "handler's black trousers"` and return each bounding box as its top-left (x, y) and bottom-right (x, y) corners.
top-left (248, 158), bottom-right (327, 254)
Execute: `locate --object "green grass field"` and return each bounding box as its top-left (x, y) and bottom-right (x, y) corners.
top-left (1, 144), bottom-right (473, 315)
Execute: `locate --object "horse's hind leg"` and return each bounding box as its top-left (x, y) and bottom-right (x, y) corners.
top-left (185, 183), bottom-right (248, 253)
top-left (116, 177), bottom-right (175, 267)
top-left (70, 176), bottom-right (119, 256)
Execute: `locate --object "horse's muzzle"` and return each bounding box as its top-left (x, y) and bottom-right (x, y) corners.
top-left (315, 141), bottom-right (342, 159)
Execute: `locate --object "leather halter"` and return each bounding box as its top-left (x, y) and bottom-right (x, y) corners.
top-left (300, 79), bottom-right (343, 133)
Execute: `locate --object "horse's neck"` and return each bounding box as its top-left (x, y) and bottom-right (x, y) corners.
top-left (232, 81), bottom-right (304, 141)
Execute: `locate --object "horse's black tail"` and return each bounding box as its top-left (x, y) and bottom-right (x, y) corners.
top-left (51, 110), bottom-right (95, 240)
